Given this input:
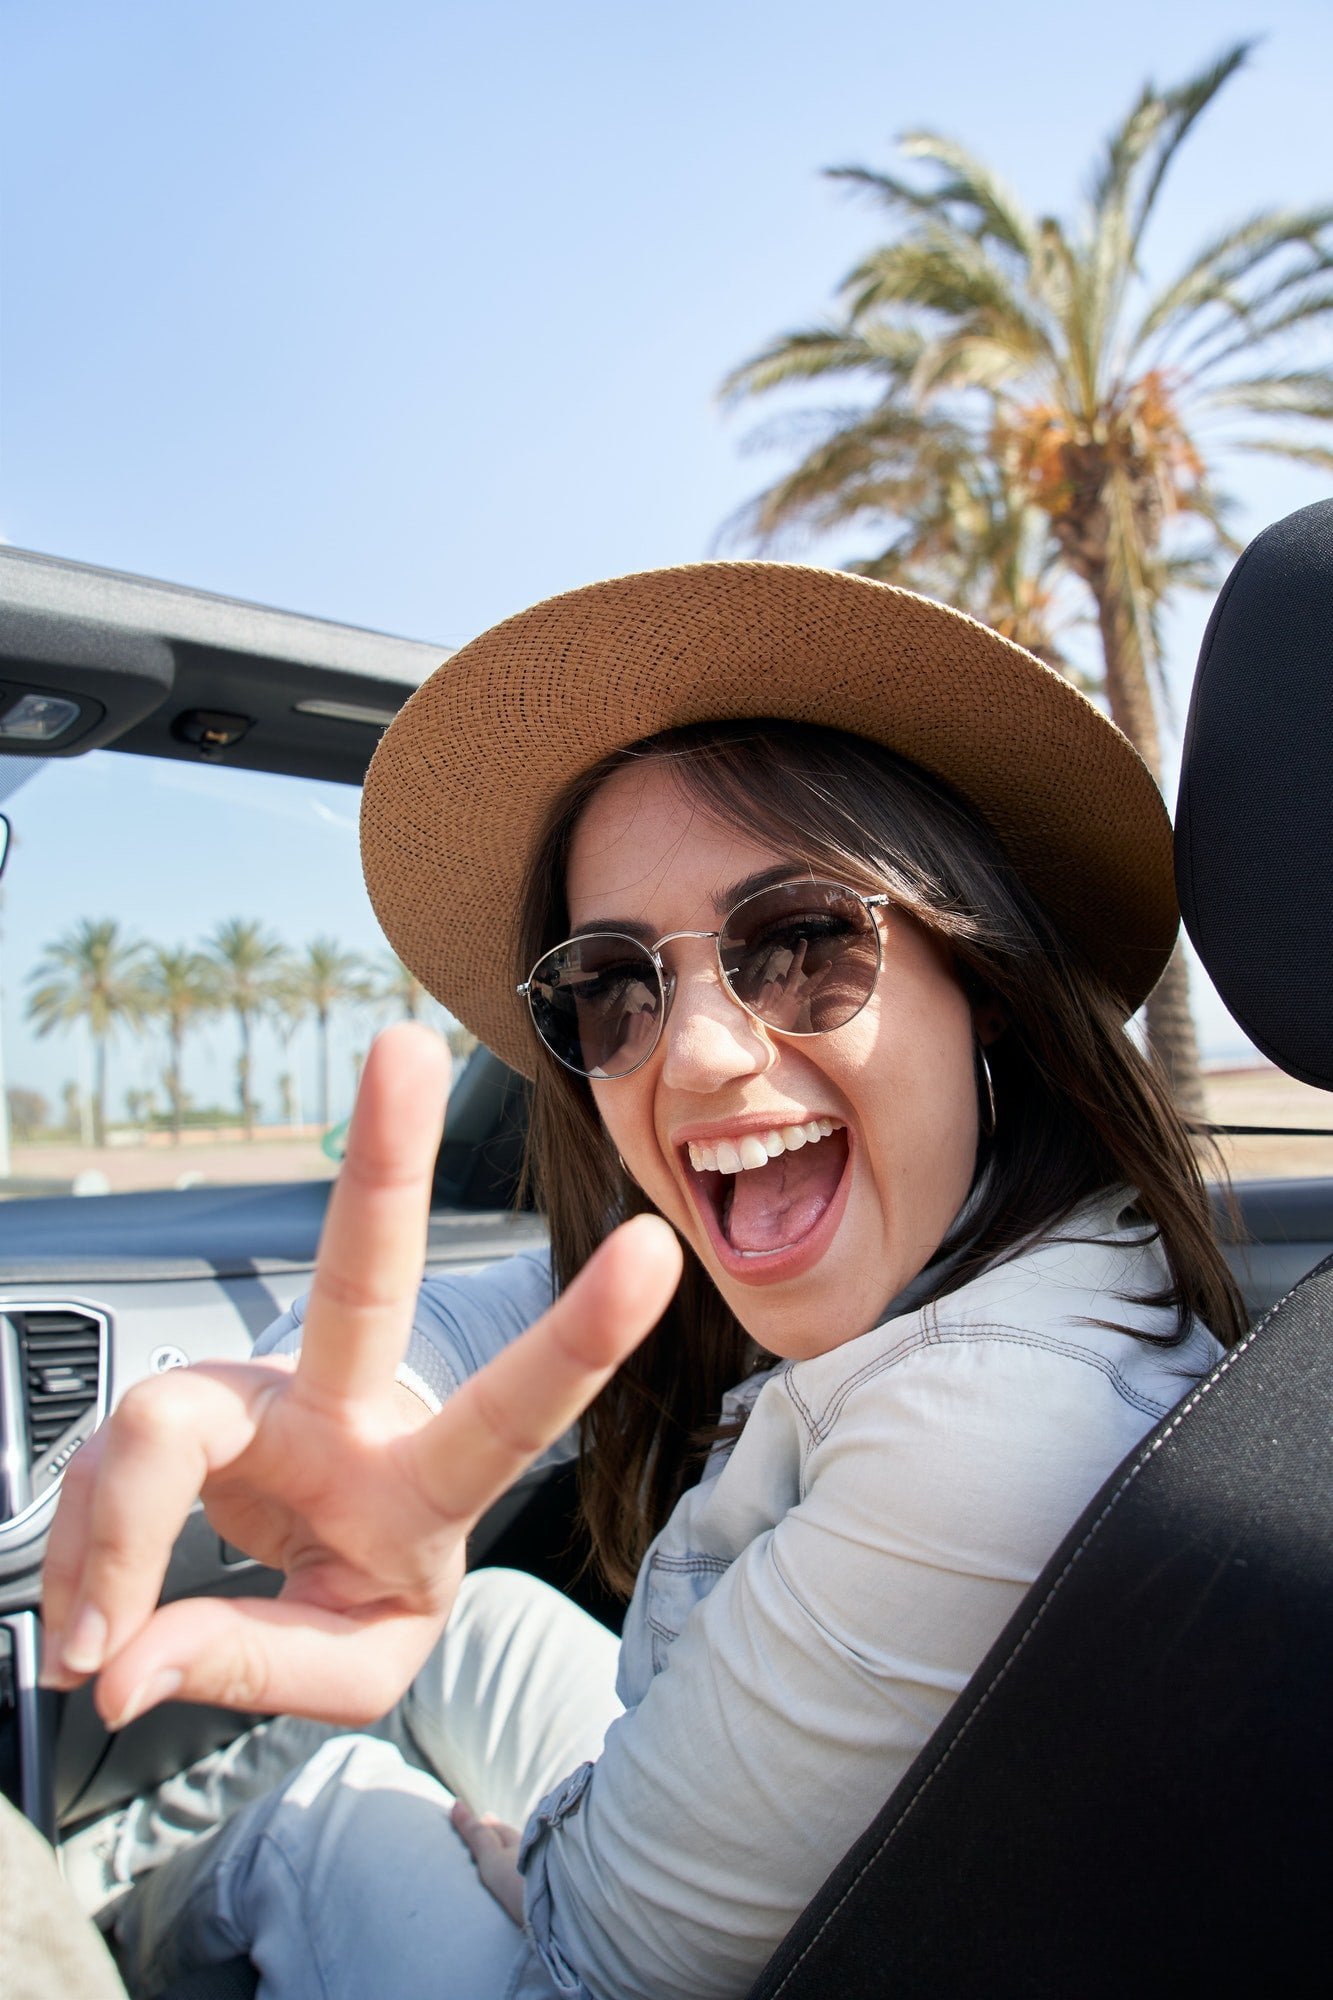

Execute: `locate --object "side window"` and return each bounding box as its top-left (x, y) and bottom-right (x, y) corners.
top-left (0, 749), bottom-right (466, 1199)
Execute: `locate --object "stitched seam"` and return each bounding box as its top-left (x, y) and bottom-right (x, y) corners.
top-left (264, 1832), bottom-right (334, 2000)
top-left (784, 1322), bottom-right (932, 1441)
top-left (761, 1272), bottom-right (1323, 1998)
top-left (650, 1553), bottom-right (731, 1575)
top-left (806, 1323), bottom-right (1171, 1440)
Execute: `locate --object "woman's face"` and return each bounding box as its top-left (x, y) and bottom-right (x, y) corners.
top-left (565, 758), bottom-right (983, 1359)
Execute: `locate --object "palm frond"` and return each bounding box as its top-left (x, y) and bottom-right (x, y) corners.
top-left (894, 131), bottom-right (1038, 258)
top-left (824, 164), bottom-right (946, 223)
top-left (1128, 41), bottom-right (1255, 261)
top-left (1086, 82), bottom-right (1163, 218)
top-left (841, 231), bottom-right (1050, 368)
top-left (1132, 208), bottom-right (1333, 355)
top-left (718, 402), bottom-right (975, 552)
top-left (719, 323), bottom-right (918, 403)
top-left (910, 330), bottom-right (1050, 398)
top-left (1184, 275), bottom-right (1333, 379)
top-left (1205, 370), bottom-right (1333, 418)
top-left (1227, 436), bottom-right (1333, 472)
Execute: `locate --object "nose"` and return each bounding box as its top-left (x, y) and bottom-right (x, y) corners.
top-left (658, 949), bottom-right (775, 1092)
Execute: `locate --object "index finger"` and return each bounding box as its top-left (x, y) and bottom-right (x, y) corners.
top-left (403, 1214), bottom-right (683, 1522)
top-left (299, 1023), bottom-right (451, 1406)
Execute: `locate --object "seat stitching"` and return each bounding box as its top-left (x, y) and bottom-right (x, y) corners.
top-left (760, 1260), bottom-right (1331, 1997)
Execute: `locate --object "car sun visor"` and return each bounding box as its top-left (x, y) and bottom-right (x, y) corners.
top-left (0, 549), bottom-right (175, 756)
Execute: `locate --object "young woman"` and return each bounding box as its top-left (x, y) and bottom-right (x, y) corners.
top-left (43, 564), bottom-right (1241, 2000)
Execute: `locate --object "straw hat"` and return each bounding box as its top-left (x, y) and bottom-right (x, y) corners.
top-left (362, 561), bottom-right (1175, 1076)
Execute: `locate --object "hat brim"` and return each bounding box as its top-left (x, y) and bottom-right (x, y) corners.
top-left (361, 562), bottom-right (1176, 1077)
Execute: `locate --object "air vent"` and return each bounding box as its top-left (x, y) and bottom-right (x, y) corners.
top-left (0, 1304), bottom-right (108, 1529)
top-left (20, 1309), bottom-right (102, 1458)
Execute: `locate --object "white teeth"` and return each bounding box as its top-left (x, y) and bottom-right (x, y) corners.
top-left (686, 1121), bottom-right (844, 1175)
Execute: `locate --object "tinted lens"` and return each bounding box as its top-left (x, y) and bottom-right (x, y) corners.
top-left (526, 934), bottom-right (664, 1077)
top-left (720, 881), bottom-right (881, 1034)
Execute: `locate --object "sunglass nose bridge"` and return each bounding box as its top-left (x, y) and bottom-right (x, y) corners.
top-left (648, 925), bottom-right (723, 953)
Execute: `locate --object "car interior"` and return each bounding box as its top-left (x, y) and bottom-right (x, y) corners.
top-left (0, 505), bottom-right (1329, 1992)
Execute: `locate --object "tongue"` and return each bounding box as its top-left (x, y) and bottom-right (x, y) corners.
top-left (724, 1133), bottom-right (847, 1254)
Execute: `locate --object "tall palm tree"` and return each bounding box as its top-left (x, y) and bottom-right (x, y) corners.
top-left (143, 946), bottom-right (220, 1142)
top-left (375, 951), bottom-right (427, 1022)
top-left (266, 973), bottom-right (309, 1129)
top-left (291, 937), bottom-right (369, 1127)
top-left (205, 918), bottom-right (287, 1138)
top-left (723, 42), bottom-right (1333, 1112)
top-left (26, 919), bottom-right (150, 1145)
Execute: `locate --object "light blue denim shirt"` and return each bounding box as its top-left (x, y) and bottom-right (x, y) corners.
top-left (256, 1194), bottom-right (1223, 2000)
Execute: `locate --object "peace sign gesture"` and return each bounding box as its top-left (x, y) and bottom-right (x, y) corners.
top-left (40, 1025), bottom-right (682, 1732)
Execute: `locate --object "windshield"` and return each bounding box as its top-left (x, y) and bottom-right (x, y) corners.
top-left (0, 749), bottom-right (468, 1198)
top-left (0, 745), bottom-right (1327, 1199)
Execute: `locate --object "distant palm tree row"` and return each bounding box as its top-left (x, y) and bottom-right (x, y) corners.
top-left (26, 917), bottom-right (432, 1145)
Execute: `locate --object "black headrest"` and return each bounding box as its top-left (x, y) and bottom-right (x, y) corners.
top-left (1176, 500), bottom-right (1333, 1092)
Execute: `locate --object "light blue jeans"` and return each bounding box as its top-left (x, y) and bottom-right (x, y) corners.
top-left (111, 1570), bottom-right (624, 2000)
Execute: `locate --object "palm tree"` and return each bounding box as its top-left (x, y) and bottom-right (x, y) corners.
top-left (291, 938), bottom-right (369, 1127)
top-left (266, 973), bottom-right (309, 1129)
top-left (205, 918), bottom-right (287, 1138)
top-left (143, 946), bottom-right (220, 1142)
top-left (26, 919), bottom-right (150, 1145)
top-left (375, 951), bottom-right (427, 1022)
top-left (124, 1086), bottom-right (156, 1130)
top-left (723, 42), bottom-right (1333, 1113)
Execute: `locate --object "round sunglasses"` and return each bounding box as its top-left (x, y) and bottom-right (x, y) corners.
top-left (518, 878), bottom-right (892, 1080)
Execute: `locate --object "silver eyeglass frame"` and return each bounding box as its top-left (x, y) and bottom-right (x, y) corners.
top-left (516, 881), bottom-right (893, 1081)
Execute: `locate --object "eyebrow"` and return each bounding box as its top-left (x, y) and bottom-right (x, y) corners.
top-left (567, 862), bottom-right (814, 943)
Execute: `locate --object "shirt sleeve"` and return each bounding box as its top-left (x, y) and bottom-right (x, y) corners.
top-left (519, 1330), bottom-right (1166, 2000)
top-left (252, 1246), bottom-right (563, 1438)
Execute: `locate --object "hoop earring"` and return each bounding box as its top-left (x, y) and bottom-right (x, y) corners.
top-left (976, 1045), bottom-right (997, 1140)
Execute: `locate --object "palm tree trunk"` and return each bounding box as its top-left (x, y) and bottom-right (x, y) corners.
top-left (169, 1019), bottom-right (183, 1142)
top-left (319, 1009), bottom-right (331, 1127)
top-left (1091, 581), bottom-right (1206, 1121)
top-left (238, 1008), bottom-right (254, 1139)
top-left (1144, 941), bottom-right (1208, 1124)
top-left (1092, 583), bottom-right (1163, 780)
top-left (93, 1036), bottom-right (107, 1149)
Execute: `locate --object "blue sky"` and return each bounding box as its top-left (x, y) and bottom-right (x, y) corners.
top-left (2, 1), bottom-right (1330, 1119)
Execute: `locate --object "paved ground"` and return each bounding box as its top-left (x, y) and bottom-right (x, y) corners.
top-left (6, 1128), bottom-right (335, 1196)
top-left (1202, 1067), bottom-right (1333, 1181)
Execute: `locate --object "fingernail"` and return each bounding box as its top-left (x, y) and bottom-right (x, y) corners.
top-left (61, 1605), bottom-right (108, 1675)
top-left (107, 1668), bottom-right (182, 1732)
top-left (37, 1633), bottom-right (78, 1691)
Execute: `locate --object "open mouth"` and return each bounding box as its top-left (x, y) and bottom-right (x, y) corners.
top-left (684, 1119), bottom-right (851, 1265)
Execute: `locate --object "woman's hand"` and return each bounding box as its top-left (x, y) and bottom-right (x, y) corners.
top-left (39, 1023), bottom-right (682, 1734)
top-left (451, 1802), bottom-right (524, 1926)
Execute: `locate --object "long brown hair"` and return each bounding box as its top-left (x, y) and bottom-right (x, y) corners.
top-left (516, 720), bottom-right (1244, 1596)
